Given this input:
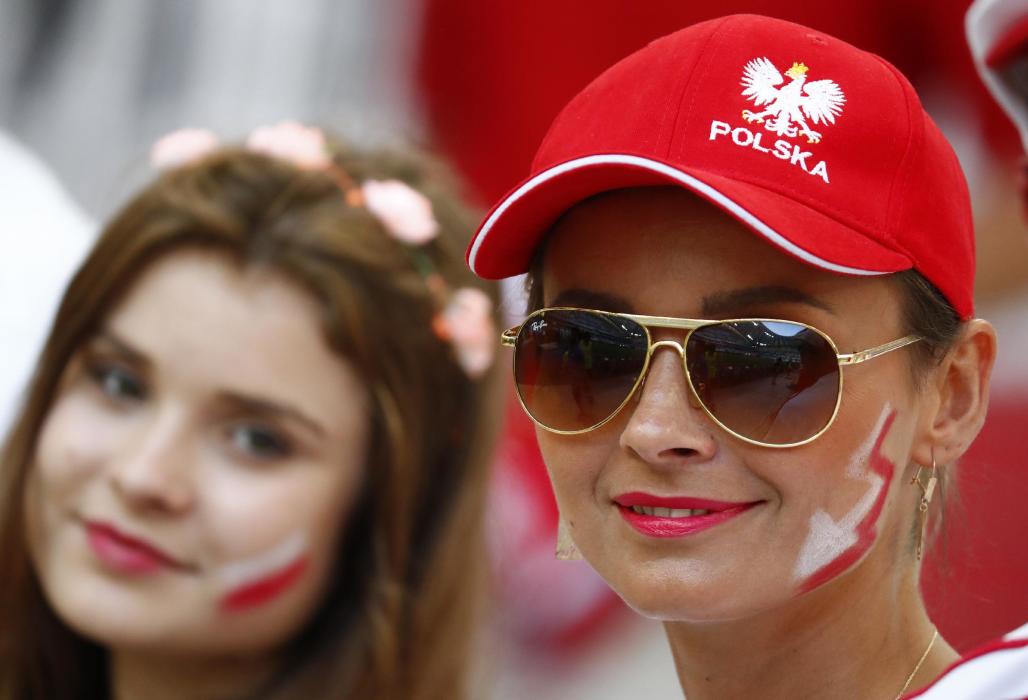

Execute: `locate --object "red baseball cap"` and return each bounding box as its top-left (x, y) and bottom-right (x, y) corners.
top-left (467, 14), bottom-right (975, 318)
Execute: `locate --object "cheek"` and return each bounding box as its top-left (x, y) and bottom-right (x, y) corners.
top-left (30, 395), bottom-right (124, 512)
top-left (792, 407), bottom-right (898, 593)
top-left (535, 430), bottom-right (608, 514)
top-left (203, 458), bottom-right (363, 618)
top-left (216, 531), bottom-right (310, 613)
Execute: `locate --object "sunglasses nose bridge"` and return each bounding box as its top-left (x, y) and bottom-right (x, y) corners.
top-left (640, 339), bottom-right (689, 395)
top-left (648, 339), bottom-right (686, 358)
top-left (644, 339), bottom-right (702, 411)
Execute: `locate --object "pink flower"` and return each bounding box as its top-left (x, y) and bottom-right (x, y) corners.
top-left (361, 179), bottom-right (439, 245)
top-left (245, 121), bottom-right (331, 170)
top-left (150, 128), bottom-right (219, 169)
top-left (435, 287), bottom-right (496, 378)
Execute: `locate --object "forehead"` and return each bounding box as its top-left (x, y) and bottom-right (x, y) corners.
top-left (102, 249), bottom-right (365, 427)
top-left (540, 187), bottom-right (897, 321)
top-left (110, 250), bottom-right (318, 356)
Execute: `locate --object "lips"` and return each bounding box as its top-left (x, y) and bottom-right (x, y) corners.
top-left (84, 520), bottom-right (185, 575)
top-left (613, 492), bottom-right (761, 538)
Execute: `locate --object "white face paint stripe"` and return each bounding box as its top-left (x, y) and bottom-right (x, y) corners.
top-left (217, 531), bottom-right (307, 590)
top-left (469, 154), bottom-right (894, 277)
top-left (793, 405), bottom-right (892, 581)
top-left (846, 406), bottom-right (892, 478)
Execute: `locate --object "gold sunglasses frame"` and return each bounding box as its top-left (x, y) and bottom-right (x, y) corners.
top-left (501, 307), bottom-right (921, 449)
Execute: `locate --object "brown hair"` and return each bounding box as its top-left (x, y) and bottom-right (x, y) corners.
top-left (0, 142), bottom-right (502, 699)
top-left (892, 269), bottom-right (963, 563)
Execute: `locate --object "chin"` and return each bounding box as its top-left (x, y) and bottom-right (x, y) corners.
top-left (54, 589), bottom-right (294, 656)
top-left (45, 575), bottom-right (176, 647)
top-left (599, 556), bottom-right (784, 624)
top-left (43, 570), bottom-right (196, 653)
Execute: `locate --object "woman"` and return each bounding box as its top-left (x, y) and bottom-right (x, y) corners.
top-left (0, 122), bottom-right (501, 699)
top-left (468, 15), bottom-right (1026, 699)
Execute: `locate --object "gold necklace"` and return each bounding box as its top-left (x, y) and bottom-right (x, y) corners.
top-left (894, 627), bottom-right (938, 700)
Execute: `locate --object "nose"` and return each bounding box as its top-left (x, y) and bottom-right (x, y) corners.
top-left (108, 408), bottom-right (195, 515)
top-left (619, 341), bottom-right (718, 467)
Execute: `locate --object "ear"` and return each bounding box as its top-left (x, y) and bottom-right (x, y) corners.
top-left (911, 319), bottom-right (997, 466)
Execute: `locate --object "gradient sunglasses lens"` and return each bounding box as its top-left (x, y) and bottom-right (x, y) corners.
top-left (513, 309), bottom-right (649, 432)
top-left (685, 320), bottom-right (841, 445)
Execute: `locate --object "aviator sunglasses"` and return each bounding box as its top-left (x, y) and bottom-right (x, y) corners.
top-left (502, 308), bottom-right (921, 448)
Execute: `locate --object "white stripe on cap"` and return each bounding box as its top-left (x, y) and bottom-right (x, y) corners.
top-left (469, 154), bottom-right (890, 277)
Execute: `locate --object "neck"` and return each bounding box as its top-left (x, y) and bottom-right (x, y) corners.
top-left (663, 564), bottom-right (957, 700)
top-left (110, 648), bottom-right (277, 700)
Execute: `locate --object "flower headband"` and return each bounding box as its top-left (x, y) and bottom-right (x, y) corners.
top-left (150, 121), bottom-right (496, 378)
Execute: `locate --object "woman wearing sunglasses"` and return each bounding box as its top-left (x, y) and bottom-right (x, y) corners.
top-left (0, 123), bottom-right (500, 699)
top-left (469, 15), bottom-right (1028, 699)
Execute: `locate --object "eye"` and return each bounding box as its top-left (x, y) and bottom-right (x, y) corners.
top-left (228, 423), bottom-right (293, 461)
top-left (87, 361), bottom-right (146, 402)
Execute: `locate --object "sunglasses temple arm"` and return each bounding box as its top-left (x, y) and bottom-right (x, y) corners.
top-left (500, 327), bottom-right (519, 347)
top-left (837, 335), bottom-right (921, 365)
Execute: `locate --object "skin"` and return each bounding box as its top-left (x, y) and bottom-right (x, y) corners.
top-left (25, 250), bottom-right (371, 700)
top-left (536, 187), bottom-right (996, 699)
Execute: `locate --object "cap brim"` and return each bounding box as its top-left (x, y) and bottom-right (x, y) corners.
top-left (467, 154), bottom-right (912, 280)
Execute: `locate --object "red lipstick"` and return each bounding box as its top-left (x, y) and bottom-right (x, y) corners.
top-left (84, 521), bottom-right (184, 575)
top-left (614, 492), bottom-right (761, 538)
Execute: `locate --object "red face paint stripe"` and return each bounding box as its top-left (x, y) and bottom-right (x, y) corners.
top-left (799, 410), bottom-right (897, 594)
top-left (219, 557), bottom-right (309, 612)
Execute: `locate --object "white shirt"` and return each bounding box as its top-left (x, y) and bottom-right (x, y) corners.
top-left (910, 623), bottom-right (1028, 699)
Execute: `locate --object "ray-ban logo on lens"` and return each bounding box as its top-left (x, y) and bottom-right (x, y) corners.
top-left (707, 58), bottom-right (846, 185)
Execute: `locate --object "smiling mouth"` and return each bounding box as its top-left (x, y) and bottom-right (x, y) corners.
top-left (613, 494), bottom-right (762, 538)
top-left (626, 505), bottom-right (711, 517)
top-left (83, 520), bottom-right (189, 575)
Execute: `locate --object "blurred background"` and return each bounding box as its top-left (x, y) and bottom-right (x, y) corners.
top-left (2, 1), bottom-right (1027, 697)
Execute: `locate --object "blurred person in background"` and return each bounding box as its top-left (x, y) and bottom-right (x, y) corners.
top-left (0, 121), bottom-right (501, 700)
top-left (0, 130), bottom-right (93, 436)
top-left (468, 15), bottom-right (1027, 699)
top-left (968, 0), bottom-right (1028, 158)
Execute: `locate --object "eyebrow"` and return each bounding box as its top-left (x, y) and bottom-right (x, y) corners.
top-left (701, 285), bottom-right (835, 316)
top-left (549, 289), bottom-right (636, 312)
top-left (91, 330), bottom-right (151, 367)
top-left (93, 329), bottom-right (327, 440)
top-left (547, 285), bottom-right (834, 317)
top-left (218, 393), bottom-right (328, 440)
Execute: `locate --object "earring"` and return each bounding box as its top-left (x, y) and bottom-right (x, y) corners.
top-left (555, 516), bottom-right (583, 560)
top-left (910, 450), bottom-right (939, 560)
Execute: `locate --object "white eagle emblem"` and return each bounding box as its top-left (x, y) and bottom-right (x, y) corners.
top-left (740, 58), bottom-right (845, 144)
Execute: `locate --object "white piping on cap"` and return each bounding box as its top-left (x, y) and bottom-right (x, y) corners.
top-left (469, 153), bottom-right (890, 277)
